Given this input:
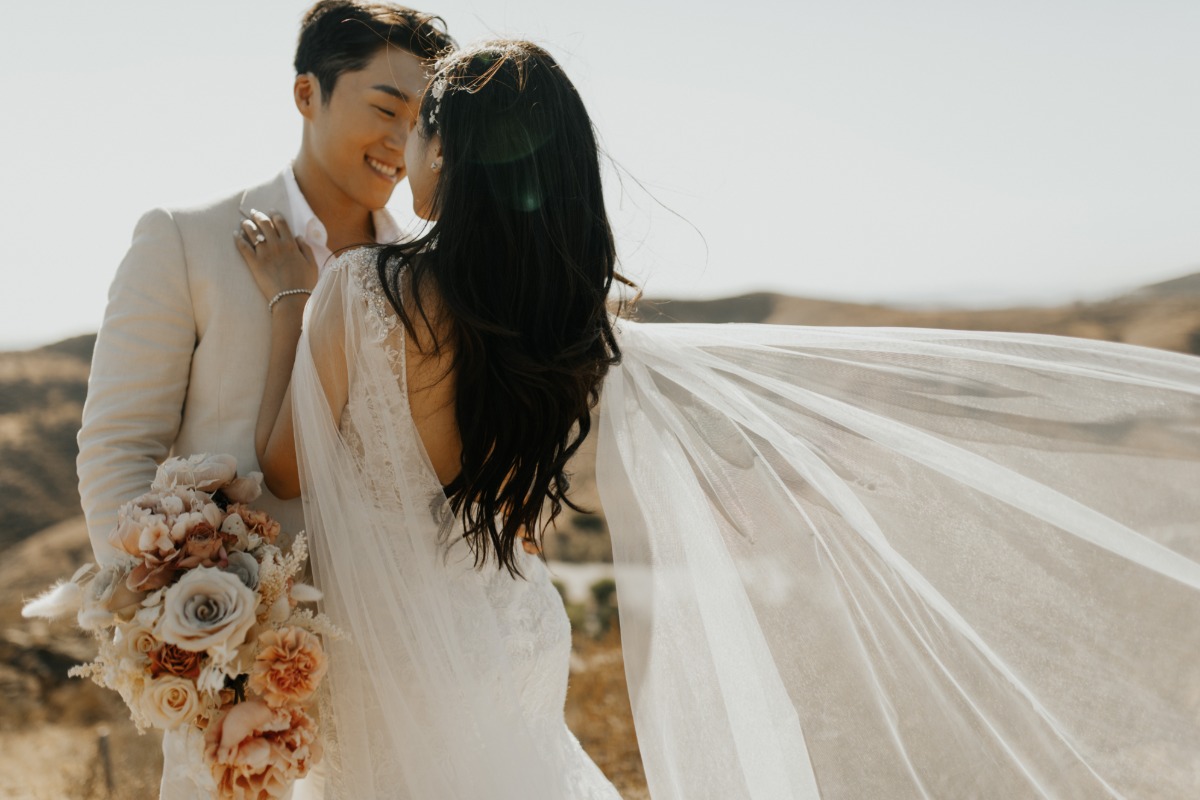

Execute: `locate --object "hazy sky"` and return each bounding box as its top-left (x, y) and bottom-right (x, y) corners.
top-left (2, 0), bottom-right (1198, 347)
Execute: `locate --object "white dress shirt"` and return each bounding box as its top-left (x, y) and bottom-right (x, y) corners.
top-left (282, 164), bottom-right (403, 271)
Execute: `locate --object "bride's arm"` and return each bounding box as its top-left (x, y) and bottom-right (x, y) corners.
top-left (235, 210), bottom-right (317, 499)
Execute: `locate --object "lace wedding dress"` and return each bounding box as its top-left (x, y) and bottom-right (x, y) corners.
top-left (291, 249), bottom-right (622, 799)
top-left (292, 248), bottom-right (1200, 798)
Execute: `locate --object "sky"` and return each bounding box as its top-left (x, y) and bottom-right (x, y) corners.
top-left (2, 0), bottom-right (1198, 348)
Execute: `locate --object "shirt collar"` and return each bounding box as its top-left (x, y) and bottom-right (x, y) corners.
top-left (282, 164), bottom-right (403, 248)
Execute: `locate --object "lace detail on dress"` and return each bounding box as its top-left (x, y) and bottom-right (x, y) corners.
top-left (346, 248), bottom-right (401, 344)
top-left (310, 247), bottom-right (623, 798)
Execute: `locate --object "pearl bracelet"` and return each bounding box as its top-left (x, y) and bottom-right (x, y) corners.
top-left (268, 288), bottom-right (312, 312)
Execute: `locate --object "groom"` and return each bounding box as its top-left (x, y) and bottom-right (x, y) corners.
top-left (78, 1), bottom-right (455, 566)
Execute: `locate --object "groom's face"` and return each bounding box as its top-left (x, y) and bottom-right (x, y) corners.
top-left (300, 45), bottom-right (428, 211)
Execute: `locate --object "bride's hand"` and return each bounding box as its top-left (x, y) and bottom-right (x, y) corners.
top-left (235, 209), bottom-right (318, 304)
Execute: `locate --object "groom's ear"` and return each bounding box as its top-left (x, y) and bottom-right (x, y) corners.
top-left (294, 74), bottom-right (319, 119)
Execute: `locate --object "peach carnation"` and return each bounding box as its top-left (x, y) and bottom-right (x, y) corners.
top-left (248, 627), bottom-right (328, 708)
top-left (204, 699), bottom-right (321, 799)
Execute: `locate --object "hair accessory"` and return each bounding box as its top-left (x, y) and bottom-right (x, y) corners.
top-left (268, 288), bottom-right (312, 312)
top-left (428, 77), bottom-right (448, 127)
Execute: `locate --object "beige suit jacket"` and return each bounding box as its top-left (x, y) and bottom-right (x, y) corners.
top-left (78, 173), bottom-right (306, 563)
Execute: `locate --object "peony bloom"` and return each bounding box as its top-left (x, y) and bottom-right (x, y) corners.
top-left (140, 675), bottom-right (202, 730)
top-left (152, 453), bottom-right (238, 493)
top-left (110, 503), bottom-right (172, 557)
top-left (156, 567), bottom-right (258, 663)
top-left (248, 627), bottom-right (328, 708)
top-left (205, 700), bottom-right (322, 799)
top-left (149, 642), bottom-right (204, 679)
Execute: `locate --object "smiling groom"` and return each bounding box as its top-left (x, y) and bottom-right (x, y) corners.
top-left (79, 0), bottom-right (455, 566)
top-left (78, 3), bottom-right (453, 796)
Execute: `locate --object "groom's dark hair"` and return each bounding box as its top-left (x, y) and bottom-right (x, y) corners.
top-left (295, 1), bottom-right (455, 102)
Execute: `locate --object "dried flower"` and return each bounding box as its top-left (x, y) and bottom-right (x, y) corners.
top-left (156, 567), bottom-right (258, 663)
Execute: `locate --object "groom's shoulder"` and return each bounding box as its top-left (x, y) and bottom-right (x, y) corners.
top-left (163, 173), bottom-right (286, 229)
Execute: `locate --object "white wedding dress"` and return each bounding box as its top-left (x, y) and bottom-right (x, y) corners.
top-left (290, 247), bottom-right (1200, 799)
top-left (291, 249), bottom-right (623, 799)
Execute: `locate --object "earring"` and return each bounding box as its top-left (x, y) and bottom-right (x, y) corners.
top-left (431, 161), bottom-right (441, 171)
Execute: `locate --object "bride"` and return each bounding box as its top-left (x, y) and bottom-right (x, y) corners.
top-left (239, 40), bottom-right (1200, 799)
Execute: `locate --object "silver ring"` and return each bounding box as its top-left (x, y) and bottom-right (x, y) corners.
top-left (254, 233), bottom-right (266, 245)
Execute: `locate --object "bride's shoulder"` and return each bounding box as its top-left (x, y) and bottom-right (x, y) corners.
top-left (325, 246), bottom-right (403, 336)
top-left (325, 246), bottom-right (379, 282)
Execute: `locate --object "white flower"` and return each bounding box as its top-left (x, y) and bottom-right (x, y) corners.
top-left (289, 583), bottom-right (322, 604)
top-left (79, 562), bottom-right (146, 629)
top-left (266, 593), bottom-right (291, 625)
top-left (156, 567), bottom-right (258, 663)
top-left (113, 623), bottom-right (159, 668)
top-left (140, 675), bottom-right (202, 730)
top-left (152, 453), bottom-right (238, 493)
top-left (196, 659), bottom-right (235, 695)
top-left (158, 493), bottom-right (185, 516)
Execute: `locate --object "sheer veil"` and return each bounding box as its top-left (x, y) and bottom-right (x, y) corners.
top-left (294, 249), bottom-right (1200, 798)
top-left (597, 321), bottom-right (1200, 798)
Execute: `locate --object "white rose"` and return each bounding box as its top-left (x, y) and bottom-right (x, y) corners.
top-left (141, 675), bottom-right (202, 730)
top-left (156, 567), bottom-right (258, 663)
top-left (113, 623), bottom-right (159, 668)
top-left (152, 454), bottom-right (238, 493)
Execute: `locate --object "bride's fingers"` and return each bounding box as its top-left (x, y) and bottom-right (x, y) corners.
top-left (250, 210), bottom-right (280, 245)
top-left (233, 232), bottom-right (262, 269)
top-left (240, 218), bottom-right (266, 249)
top-left (268, 212), bottom-right (294, 244)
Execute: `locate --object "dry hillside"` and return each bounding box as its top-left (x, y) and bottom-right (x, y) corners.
top-left (1, 275), bottom-right (1196, 797)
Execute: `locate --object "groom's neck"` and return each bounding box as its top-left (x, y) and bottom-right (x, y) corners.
top-left (291, 152), bottom-right (377, 251)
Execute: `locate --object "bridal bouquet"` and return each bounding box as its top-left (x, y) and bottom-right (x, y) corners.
top-left (23, 453), bottom-right (338, 799)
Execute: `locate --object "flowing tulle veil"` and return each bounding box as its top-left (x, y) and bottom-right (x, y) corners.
top-left (294, 250), bottom-right (1200, 798)
top-left (596, 322), bottom-right (1200, 798)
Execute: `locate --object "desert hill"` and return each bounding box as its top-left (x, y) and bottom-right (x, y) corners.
top-left (2, 278), bottom-right (1199, 555)
top-left (1, 276), bottom-right (1197, 797)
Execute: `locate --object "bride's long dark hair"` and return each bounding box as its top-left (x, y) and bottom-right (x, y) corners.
top-left (375, 40), bottom-right (622, 575)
